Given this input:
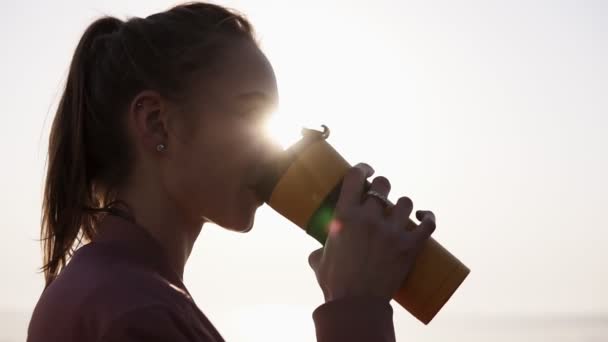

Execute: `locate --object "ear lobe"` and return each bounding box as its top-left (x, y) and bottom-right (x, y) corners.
top-left (130, 91), bottom-right (168, 152)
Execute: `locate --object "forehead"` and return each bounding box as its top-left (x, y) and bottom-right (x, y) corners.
top-left (202, 39), bottom-right (278, 105)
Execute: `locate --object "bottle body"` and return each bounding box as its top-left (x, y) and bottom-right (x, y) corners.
top-left (255, 133), bottom-right (469, 324)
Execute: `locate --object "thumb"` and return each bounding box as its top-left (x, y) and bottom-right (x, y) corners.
top-left (308, 247), bottom-right (324, 272)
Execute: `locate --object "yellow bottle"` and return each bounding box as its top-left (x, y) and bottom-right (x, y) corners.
top-left (253, 126), bottom-right (469, 324)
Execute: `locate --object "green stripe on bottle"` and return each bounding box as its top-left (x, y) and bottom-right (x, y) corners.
top-left (305, 183), bottom-right (342, 245)
top-left (305, 179), bottom-right (374, 244)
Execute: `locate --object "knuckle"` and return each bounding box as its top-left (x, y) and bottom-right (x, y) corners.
top-left (372, 176), bottom-right (391, 190)
top-left (422, 215), bottom-right (437, 230)
top-left (363, 214), bottom-right (383, 229)
top-left (347, 166), bottom-right (364, 178)
top-left (397, 234), bottom-right (415, 251)
top-left (424, 210), bottom-right (436, 221)
top-left (368, 217), bottom-right (383, 228)
top-left (404, 219), bottom-right (417, 232)
top-left (343, 167), bottom-right (364, 185)
top-left (397, 195), bottom-right (413, 205)
top-left (355, 162), bottom-right (373, 170)
top-left (417, 232), bottom-right (433, 245)
top-left (348, 163), bottom-right (373, 179)
top-left (342, 169), bottom-right (363, 189)
top-left (396, 196), bottom-right (413, 210)
top-left (384, 225), bottom-right (401, 242)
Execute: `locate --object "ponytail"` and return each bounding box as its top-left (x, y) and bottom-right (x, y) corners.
top-left (41, 17), bottom-right (123, 286)
top-left (41, 3), bottom-right (255, 287)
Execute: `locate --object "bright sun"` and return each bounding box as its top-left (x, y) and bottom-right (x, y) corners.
top-left (263, 109), bottom-right (306, 150)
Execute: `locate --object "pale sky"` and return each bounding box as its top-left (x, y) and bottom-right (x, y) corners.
top-left (1, 0), bottom-right (607, 341)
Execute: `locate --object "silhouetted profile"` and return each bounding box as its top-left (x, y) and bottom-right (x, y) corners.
top-left (28, 2), bottom-right (437, 341)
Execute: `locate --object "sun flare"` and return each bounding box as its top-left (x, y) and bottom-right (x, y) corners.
top-left (263, 110), bottom-right (306, 150)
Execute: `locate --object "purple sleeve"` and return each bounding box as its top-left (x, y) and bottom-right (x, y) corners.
top-left (100, 305), bottom-right (207, 342)
top-left (313, 296), bottom-right (396, 342)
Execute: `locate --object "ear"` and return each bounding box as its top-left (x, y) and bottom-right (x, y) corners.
top-left (129, 91), bottom-right (169, 154)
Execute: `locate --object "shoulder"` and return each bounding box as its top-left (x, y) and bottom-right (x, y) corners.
top-left (43, 242), bottom-right (190, 309)
top-left (98, 305), bottom-right (194, 342)
top-left (29, 243), bottom-right (192, 341)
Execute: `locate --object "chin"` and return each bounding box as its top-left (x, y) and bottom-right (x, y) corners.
top-left (214, 188), bottom-right (262, 232)
top-left (221, 216), bottom-right (255, 233)
top-left (218, 206), bottom-right (257, 233)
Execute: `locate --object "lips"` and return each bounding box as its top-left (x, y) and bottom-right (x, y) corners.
top-left (243, 158), bottom-right (266, 188)
top-left (242, 139), bottom-right (291, 203)
top-left (242, 153), bottom-right (273, 199)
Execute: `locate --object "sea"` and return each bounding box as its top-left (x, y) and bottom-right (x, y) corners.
top-left (2, 311), bottom-right (606, 341)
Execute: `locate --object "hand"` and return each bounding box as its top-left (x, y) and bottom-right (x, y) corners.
top-left (308, 163), bottom-right (436, 302)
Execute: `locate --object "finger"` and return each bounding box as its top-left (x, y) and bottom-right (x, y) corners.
top-left (362, 176), bottom-right (392, 211)
top-left (415, 210), bottom-right (434, 222)
top-left (336, 163), bottom-right (375, 212)
top-left (308, 247), bottom-right (324, 272)
top-left (389, 196), bottom-right (414, 227)
top-left (412, 211), bottom-right (436, 243)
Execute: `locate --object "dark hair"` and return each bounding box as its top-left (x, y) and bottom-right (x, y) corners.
top-left (41, 2), bottom-right (255, 286)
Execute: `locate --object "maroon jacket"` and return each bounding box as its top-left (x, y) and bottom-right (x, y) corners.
top-left (28, 214), bottom-right (396, 341)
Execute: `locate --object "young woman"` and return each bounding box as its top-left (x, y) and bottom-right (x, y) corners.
top-left (28, 3), bottom-right (436, 341)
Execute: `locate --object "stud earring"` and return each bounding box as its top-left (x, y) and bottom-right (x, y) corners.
top-left (156, 143), bottom-right (166, 152)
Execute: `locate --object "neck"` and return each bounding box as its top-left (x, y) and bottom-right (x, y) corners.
top-left (115, 181), bottom-right (205, 279)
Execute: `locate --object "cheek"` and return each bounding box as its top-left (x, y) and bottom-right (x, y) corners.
top-left (171, 146), bottom-right (229, 197)
top-left (164, 135), bottom-right (250, 219)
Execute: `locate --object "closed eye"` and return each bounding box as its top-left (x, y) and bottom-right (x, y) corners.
top-left (236, 91), bottom-right (278, 122)
top-left (237, 91), bottom-right (278, 110)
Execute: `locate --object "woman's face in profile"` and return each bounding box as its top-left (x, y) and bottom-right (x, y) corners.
top-left (163, 39), bottom-right (280, 231)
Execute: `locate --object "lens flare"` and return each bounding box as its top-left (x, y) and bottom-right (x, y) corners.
top-left (262, 110), bottom-right (304, 150)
